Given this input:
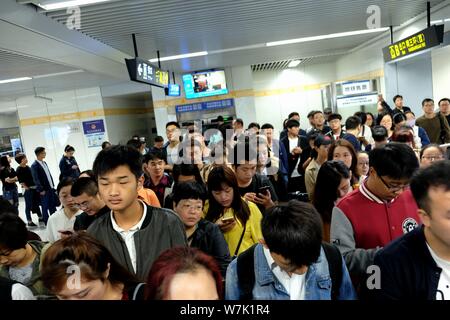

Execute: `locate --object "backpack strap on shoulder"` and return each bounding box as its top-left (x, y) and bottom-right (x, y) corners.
top-left (322, 242), bottom-right (343, 300)
top-left (236, 244), bottom-right (258, 300)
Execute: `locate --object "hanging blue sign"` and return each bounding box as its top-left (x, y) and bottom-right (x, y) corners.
top-left (176, 98), bottom-right (234, 113)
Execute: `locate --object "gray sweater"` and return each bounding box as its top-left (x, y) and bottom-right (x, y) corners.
top-left (87, 204), bottom-right (187, 281)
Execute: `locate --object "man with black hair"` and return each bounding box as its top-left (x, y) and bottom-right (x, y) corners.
top-left (280, 112), bottom-right (307, 141)
top-left (151, 136), bottom-right (165, 152)
top-left (416, 98), bottom-right (450, 144)
top-left (231, 141), bottom-right (278, 214)
top-left (326, 113), bottom-right (345, 141)
top-left (280, 119), bottom-right (308, 193)
top-left (309, 111), bottom-right (331, 135)
top-left (15, 153), bottom-right (41, 227)
top-left (331, 143), bottom-right (420, 285)
top-left (126, 138), bottom-right (145, 155)
top-left (305, 135), bottom-right (332, 199)
top-left (369, 161), bottom-right (450, 300)
top-left (71, 177), bottom-right (109, 231)
top-left (342, 116), bottom-right (362, 152)
top-left (172, 181), bottom-right (231, 276)
top-left (371, 125), bottom-right (388, 148)
top-left (30, 147), bottom-right (57, 225)
top-left (0, 212), bottom-right (50, 298)
top-left (232, 118), bottom-right (245, 142)
top-left (247, 122), bottom-right (260, 135)
top-left (163, 121), bottom-right (182, 169)
top-left (438, 98), bottom-right (450, 127)
top-left (87, 145), bottom-right (186, 280)
top-left (225, 200), bottom-right (356, 300)
top-left (143, 150), bottom-right (174, 206)
top-left (379, 94), bottom-right (411, 116)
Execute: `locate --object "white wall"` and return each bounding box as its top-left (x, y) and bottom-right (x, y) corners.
top-left (432, 41), bottom-right (450, 101)
top-left (0, 112), bottom-right (19, 128)
top-left (16, 87), bottom-right (108, 180)
top-left (253, 63), bottom-right (336, 133)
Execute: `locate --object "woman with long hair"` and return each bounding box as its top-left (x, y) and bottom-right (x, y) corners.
top-left (0, 155), bottom-right (19, 211)
top-left (204, 166), bottom-right (263, 258)
top-left (40, 233), bottom-right (145, 300)
top-left (312, 161), bottom-right (351, 242)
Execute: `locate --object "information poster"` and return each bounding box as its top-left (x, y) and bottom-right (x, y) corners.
top-left (82, 119), bottom-right (105, 148)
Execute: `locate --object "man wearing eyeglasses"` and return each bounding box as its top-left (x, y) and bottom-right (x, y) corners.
top-left (330, 143), bottom-right (420, 291)
top-left (70, 177), bottom-right (109, 231)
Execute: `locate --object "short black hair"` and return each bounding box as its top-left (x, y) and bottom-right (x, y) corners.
top-left (286, 119), bottom-right (300, 129)
top-left (372, 125), bottom-right (388, 142)
top-left (438, 98), bottom-right (450, 106)
top-left (230, 141), bottom-right (257, 166)
top-left (57, 177), bottom-right (74, 195)
top-left (262, 200), bottom-right (323, 267)
top-left (34, 147), bottom-right (45, 156)
top-left (307, 110), bottom-right (317, 118)
top-left (327, 113), bottom-right (342, 122)
top-left (393, 112), bottom-right (407, 125)
top-left (419, 144), bottom-right (445, 160)
top-left (15, 153), bottom-right (26, 165)
top-left (411, 161), bottom-right (450, 213)
top-left (0, 213), bottom-right (28, 250)
top-left (404, 111), bottom-right (415, 117)
top-left (71, 177), bottom-right (98, 197)
top-left (261, 123), bottom-right (274, 130)
top-left (393, 95), bottom-right (403, 103)
top-left (166, 121), bottom-right (180, 129)
top-left (369, 142), bottom-right (419, 179)
top-left (172, 163), bottom-right (202, 183)
top-left (422, 98), bottom-right (434, 106)
top-left (79, 170), bottom-right (94, 178)
top-left (354, 111), bottom-right (367, 125)
top-left (235, 118), bottom-right (244, 126)
top-left (311, 111), bottom-right (323, 118)
top-left (0, 197), bottom-right (17, 216)
top-left (144, 150), bottom-right (165, 163)
top-left (247, 122), bottom-right (260, 130)
top-left (345, 116), bottom-right (362, 130)
top-left (64, 145), bottom-right (75, 153)
top-left (154, 136), bottom-right (164, 143)
top-left (172, 181), bottom-right (207, 205)
top-left (288, 112), bottom-right (300, 119)
top-left (101, 141), bottom-right (111, 150)
top-left (93, 145), bottom-right (143, 181)
top-left (126, 139), bottom-right (143, 151)
top-left (217, 115), bottom-right (224, 122)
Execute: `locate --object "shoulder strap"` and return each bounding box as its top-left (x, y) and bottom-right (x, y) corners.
top-left (237, 244), bottom-right (257, 300)
top-left (322, 242), bottom-right (343, 300)
top-left (132, 283), bottom-right (146, 300)
top-left (233, 222), bottom-right (247, 258)
top-left (437, 113), bottom-right (446, 143)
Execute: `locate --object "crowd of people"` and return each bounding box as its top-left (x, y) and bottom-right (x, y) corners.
top-left (1, 94), bottom-right (450, 301)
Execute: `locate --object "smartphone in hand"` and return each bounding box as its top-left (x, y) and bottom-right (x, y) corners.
top-left (258, 186), bottom-right (271, 195)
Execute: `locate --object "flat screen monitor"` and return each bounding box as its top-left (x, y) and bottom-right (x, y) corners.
top-left (166, 84), bottom-right (181, 96)
top-left (183, 69), bottom-right (228, 99)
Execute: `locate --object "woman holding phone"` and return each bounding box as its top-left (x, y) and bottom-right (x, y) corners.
top-left (204, 166), bottom-right (263, 258)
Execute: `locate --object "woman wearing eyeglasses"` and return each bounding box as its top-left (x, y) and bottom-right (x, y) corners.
top-left (420, 144), bottom-right (446, 168)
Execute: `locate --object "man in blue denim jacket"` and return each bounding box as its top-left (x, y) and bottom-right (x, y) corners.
top-left (225, 200), bottom-right (356, 300)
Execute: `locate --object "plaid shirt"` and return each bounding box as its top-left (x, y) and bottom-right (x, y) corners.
top-left (144, 174), bottom-right (172, 206)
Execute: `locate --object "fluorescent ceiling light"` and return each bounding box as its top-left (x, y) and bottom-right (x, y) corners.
top-left (431, 20), bottom-right (444, 24)
top-left (266, 27), bottom-right (390, 47)
top-left (288, 60), bottom-right (302, 68)
top-left (0, 77), bottom-right (32, 84)
top-left (149, 51), bottom-right (208, 63)
top-left (38, 0), bottom-right (113, 11)
top-left (445, 18), bottom-right (450, 22)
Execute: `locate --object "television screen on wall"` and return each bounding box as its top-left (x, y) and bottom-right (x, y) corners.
top-left (165, 84), bottom-right (181, 97)
top-left (182, 69), bottom-right (228, 99)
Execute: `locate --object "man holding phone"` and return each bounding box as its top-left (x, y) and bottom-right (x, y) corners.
top-left (232, 142), bottom-right (278, 214)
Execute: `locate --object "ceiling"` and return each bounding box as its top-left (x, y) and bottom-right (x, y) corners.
top-left (40, 0), bottom-right (446, 71)
top-left (0, 0), bottom-right (447, 106)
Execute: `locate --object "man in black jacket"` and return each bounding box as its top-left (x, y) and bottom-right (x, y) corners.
top-left (369, 161), bottom-right (450, 300)
top-left (87, 145), bottom-right (187, 281)
top-left (172, 181), bottom-right (231, 277)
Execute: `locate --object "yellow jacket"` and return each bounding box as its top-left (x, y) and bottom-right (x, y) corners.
top-left (203, 199), bottom-right (263, 256)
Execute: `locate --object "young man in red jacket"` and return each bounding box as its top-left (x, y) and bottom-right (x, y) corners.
top-left (330, 142), bottom-right (420, 286)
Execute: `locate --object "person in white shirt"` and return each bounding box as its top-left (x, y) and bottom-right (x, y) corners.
top-left (46, 177), bottom-right (82, 242)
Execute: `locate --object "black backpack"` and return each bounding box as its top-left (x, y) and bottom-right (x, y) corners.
top-left (236, 243), bottom-right (343, 300)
